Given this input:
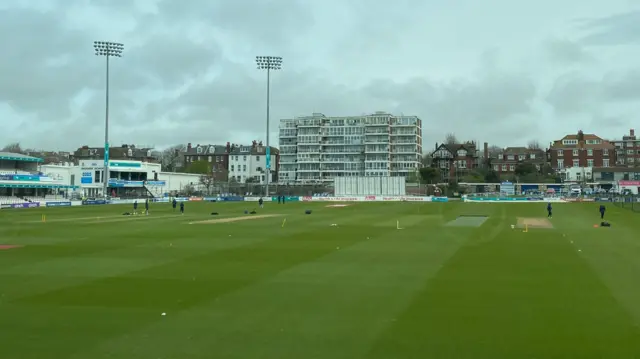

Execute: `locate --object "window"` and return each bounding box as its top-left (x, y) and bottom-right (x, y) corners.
top-left (603, 159), bottom-right (609, 167)
top-left (557, 149), bottom-right (563, 156)
top-left (572, 149), bottom-right (579, 156)
top-left (507, 155), bottom-right (514, 160)
top-left (509, 165), bottom-right (515, 171)
top-left (208, 156), bottom-right (212, 162)
top-left (457, 149), bottom-right (467, 157)
top-left (243, 165), bottom-right (247, 172)
top-left (529, 153), bottom-right (536, 159)
top-left (493, 165), bottom-right (499, 171)
top-left (230, 165), bottom-right (235, 171)
top-left (627, 150), bottom-right (634, 155)
top-left (256, 156), bottom-right (260, 161)
top-left (587, 159), bottom-right (594, 167)
top-left (518, 155), bottom-right (525, 161)
top-left (196, 146), bottom-right (202, 153)
top-left (576, 173), bottom-right (581, 181)
top-left (562, 139), bottom-right (578, 145)
top-left (501, 165), bottom-right (507, 171)
top-left (243, 156), bottom-right (247, 161)
top-left (603, 149), bottom-right (609, 156)
top-left (557, 159), bottom-right (564, 169)
top-left (573, 159), bottom-right (579, 167)
top-left (587, 149), bottom-right (593, 156)
top-left (209, 146), bottom-right (214, 153)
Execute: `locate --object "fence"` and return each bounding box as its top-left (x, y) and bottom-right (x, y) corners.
top-left (611, 195), bottom-right (640, 212)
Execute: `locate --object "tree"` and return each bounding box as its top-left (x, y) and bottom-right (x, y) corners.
top-left (182, 184), bottom-right (196, 196)
top-left (407, 169), bottom-right (420, 183)
top-left (445, 133), bottom-right (458, 145)
top-left (514, 162), bottom-right (537, 177)
top-left (185, 160), bottom-right (211, 175)
top-left (484, 169), bottom-right (500, 183)
top-left (160, 144), bottom-right (187, 172)
top-left (461, 170), bottom-right (485, 183)
top-left (2, 142), bottom-right (24, 154)
top-left (419, 167), bottom-right (440, 184)
top-left (527, 140), bottom-right (541, 150)
top-left (421, 154), bottom-right (432, 167)
top-left (199, 172), bottom-right (215, 194)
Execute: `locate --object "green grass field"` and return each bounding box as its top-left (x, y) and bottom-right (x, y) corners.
top-left (2, 201), bottom-right (640, 359)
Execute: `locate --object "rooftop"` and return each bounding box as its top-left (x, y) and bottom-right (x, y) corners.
top-left (0, 152), bottom-right (43, 163)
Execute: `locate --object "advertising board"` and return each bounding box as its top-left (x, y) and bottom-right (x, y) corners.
top-left (46, 201), bottom-right (72, 207)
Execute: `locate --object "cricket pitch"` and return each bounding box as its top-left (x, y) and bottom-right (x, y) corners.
top-left (191, 214), bottom-right (282, 224)
top-left (516, 217), bottom-right (554, 229)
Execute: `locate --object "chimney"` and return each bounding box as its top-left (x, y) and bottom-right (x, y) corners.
top-left (483, 142), bottom-right (488, 159)
top-left (435, 142), bottom-right (439, 150)
top-left (187, 143), bottom-right (192, 150)
top-left (631, 129), bottom-right (635, 137)
top-left (226, 142), bottom-right (231, 153)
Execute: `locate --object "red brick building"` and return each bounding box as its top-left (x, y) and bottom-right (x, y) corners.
top-left (430, 141), bottom-right (479, 182)
top-left (548, 131), bottom-right (615, 169)
top-left (611, 129), bottom-right (640, 167)
top-left (491, 147), bottom-right (546, 174)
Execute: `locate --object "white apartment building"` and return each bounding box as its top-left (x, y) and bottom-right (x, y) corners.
top-left (228, 144), bottom-right (278, 184)
top-left (278, 112), bottom-right (422, 183)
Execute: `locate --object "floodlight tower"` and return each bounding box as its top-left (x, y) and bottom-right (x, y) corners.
top-left (255, 55), bottom-right (282, 196)
top-left (94, 41), bottom-right (124, 198)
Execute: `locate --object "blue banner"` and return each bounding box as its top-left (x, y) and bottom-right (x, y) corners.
top-left (594, 197), bottom-right (612, 202)
top-left (271, 196), bottom-right (299, 202)
top-left (152, 198), bottom-right (169, 203)
top-left (221, 196), bottom-right (244, 202)
top-left (46, 201), bottom-right (72, 207)
top-left (145, 181), bottom-right (166, 186)
top-left (104, 142), bottom-right (109, 166)
top-left (203, 197), bottom-right (219, 201)
top-left (83, 199), bottom-right (108, 205)
top-left (108, 179), bottom-right (144, 187)
top-left (266, 147), bottom-right (271, 169)
top-left (431, 197), bottom-right (448, 202)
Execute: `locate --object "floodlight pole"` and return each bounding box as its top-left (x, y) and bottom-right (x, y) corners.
top-left (94, 41), bottom-right (124, 198)
top-left (256, 55), bottom-right (282, 197)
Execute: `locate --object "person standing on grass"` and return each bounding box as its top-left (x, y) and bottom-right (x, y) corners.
top-left (145, 198), bottom-right (149, 215)
top-left (180, 201), bottom-right (184, 215)
top-left (133, 200), bottom-right (138, 215)
top-left (258, 197), bottom-right (264, 209)
top-left (547, 202), bottom-right (552, 219)
top-left (172, 198), bottom-right (177, 211)
top-left (599, 204), bottom-right (606, 219)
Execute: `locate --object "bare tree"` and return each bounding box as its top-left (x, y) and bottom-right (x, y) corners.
top-left (2, 142), bottom-right (24, 154)
top-left (445, 133), bottom-right (458, 145)
top-left (160, 144), bottom-right (187, 172)
top-left (488, 145), bottom-right (503, 158)
top-left (199, 172), bottom-right (215, 195)
top-left (527, 140), bottom-right (541, 150)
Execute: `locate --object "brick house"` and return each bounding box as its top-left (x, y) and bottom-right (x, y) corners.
top-left (430, 141), bottom-right (479, 182)
top-left (72, 144), bottom-right (156, 164)
top-left (548, 131), bottom-right (615, 170)
top-left (491, 147), bottom-right (547, 174)
top-left (183, 143), bottom-right (230, 181)
top-left (611, 129), bottom-right (640, 167)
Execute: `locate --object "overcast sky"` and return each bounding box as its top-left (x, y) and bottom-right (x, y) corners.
top-left (1, 0), bottom-right (639, 152)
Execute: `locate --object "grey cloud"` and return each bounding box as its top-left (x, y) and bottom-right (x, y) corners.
top-left (546, 70), bottom-right (640, 115)
top-left (544, 39), bottom-right (594, 64)
top-left (578, 10), bottom-right (640, 46)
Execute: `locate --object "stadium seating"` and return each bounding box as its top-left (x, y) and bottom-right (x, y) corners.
top-left (0, 196), bottom-right (28, 204)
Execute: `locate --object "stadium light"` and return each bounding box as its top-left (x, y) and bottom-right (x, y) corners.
top-left (94, 41), bottom-right (124, 198)
top-left (255, 56), bottom-right (282, 196)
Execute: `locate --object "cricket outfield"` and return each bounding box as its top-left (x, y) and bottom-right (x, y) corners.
top-left (1, 201), bottom-right (640, 358)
